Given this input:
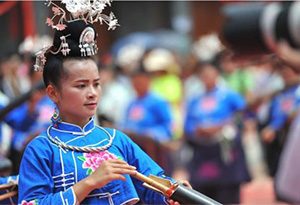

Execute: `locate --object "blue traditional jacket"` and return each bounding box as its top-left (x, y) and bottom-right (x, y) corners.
top-left (18, 118), bottom-right (170, 205)
top-left (268, 85), bottom-right (300, 131)
top-left (184, 86), bottom-right (246, 137)
top-left (120, 92), bottom-right (173, 142)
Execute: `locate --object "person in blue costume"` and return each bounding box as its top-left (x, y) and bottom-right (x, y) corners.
top-left (120, 68), bottom-right (173, 143)
top-left (184, 62), bottom-right (250, 204)
top-left (261, 59), bottom-right (300, 177)
top-left (9, 64), bottom-right (55, 174)
top-left (0, 91), bottom-right (38, 140)
top-left (0, 88), bottom-right (39, 160)
top-left (18, 2), bottom-right (182, 204)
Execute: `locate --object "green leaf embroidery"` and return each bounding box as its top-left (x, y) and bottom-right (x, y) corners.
top-left (77, 156), bottom-right (86, 162)
top-left (87, 168), bottom-right (93, 175)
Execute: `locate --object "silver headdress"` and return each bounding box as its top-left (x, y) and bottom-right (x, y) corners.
top-left (34, 0), bottom-right (119, 72)
top-left (46, 0), bottom-right (119, 31)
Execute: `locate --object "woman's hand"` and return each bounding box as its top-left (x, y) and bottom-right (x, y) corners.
top-left (168, 199), bottom-right (180, 205)
top-left (87, 159), bottom-right (137, 189)
top-left (73, 159), bottom-right (136, 203)
top-left (167, 180), bottom-right (192, 205)
top-left (273, 40), bottom-right (300, 72)
top-left (261, 127), bottom-right (276, 143)
top-left (196, 126), bottom-right (222, 137)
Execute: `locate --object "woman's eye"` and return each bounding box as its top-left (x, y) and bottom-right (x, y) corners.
top-left (76, 84), bottom-right (86, 88)
top-left (94, 82), bottom-right (100, 87)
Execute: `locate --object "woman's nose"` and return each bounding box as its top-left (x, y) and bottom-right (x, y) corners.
top-left (88, 86), bottom-right (97, 98)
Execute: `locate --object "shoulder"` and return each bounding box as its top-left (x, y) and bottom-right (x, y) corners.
top-left (95, 126), bottom-right (132, 144)
top-left (147, 92), bottom-right (169, 105)
top-left (187, 94), bottom-right (201, 105)
top-left (26, 134), bottom-right (50, 149)
top-left (23, 131), bottom-right (56, 157)
top-left (217, 86), bottom-right (240, 97)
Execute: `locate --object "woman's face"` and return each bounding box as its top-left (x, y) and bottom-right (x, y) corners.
top-left (131, 74), bottom-right (150, 97)
top-left (48, 58), bottom-right (101, 127)
top-left (200, 65), bottom-right (219, 90)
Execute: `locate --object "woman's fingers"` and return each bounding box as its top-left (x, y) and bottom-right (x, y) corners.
top-left (89, 159), bottom-right (137, 188)
top-left (167, 199), bottom-right (180, 205)
top-left (107, 159), bottom-right (136, 169)
top-left (110, 167), bottom-right (137, 175)
top-left (181, 180), bottom-right (192, 188)
top-left (108, 159), bottom-right (131, 165)
top-left (111, 164), bottom-right (136, 170)
top-left (106, 173), bottom-right (127, 181)
top-left (100, 159), bottom-right (137, 175)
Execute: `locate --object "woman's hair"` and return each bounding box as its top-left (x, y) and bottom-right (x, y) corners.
top-left (43, 52), bottom-right (93, 88)
top-left (43, 53), bottom-right (64, 88)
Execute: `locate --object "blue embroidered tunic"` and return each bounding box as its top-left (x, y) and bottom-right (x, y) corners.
top-left (18, 118), bottom-right (170, 205)
top-left (120, 92), bottom-right (173, 142)
top-left (267, 85), bottom-right (300, 131)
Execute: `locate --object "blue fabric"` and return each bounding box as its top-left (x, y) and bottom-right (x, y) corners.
top-left (0, 175), bottom-right (18, 184)
top-left (11, 96), bottom-right (54, 151)
top-left (121, 92), bottom-right (173, 142)
top-left (268, 85), bottom-right (300, 131)
top-left (184, 86), bottom-right (246, 138)
top-left (18, 118), bottom-right (171, 204)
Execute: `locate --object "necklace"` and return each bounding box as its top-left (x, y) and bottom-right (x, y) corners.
top-left (47, 125), bottom-right (115, 153)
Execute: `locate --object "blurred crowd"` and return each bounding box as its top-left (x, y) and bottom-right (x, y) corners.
top-left (1, 33), bottom-right (300, 204)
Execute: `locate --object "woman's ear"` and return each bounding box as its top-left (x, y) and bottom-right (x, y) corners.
top-left (46, 84), bottom-right (59, 104)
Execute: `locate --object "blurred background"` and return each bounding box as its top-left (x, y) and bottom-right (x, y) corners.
top-left (2, 1), bottom-right (300, 204)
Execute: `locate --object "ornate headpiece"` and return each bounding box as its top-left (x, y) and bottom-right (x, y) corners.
top-left (34, 0), bottom-right (119, 71)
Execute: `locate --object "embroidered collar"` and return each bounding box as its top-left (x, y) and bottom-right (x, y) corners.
top-left (52, 117), bottom-right (95, 135)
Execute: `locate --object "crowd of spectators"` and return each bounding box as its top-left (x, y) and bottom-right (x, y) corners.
top-left (1, 33), bottom-right (300, 204)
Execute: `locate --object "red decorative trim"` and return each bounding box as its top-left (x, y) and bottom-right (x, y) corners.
top-left (165, 183), bottom-right (177, 198)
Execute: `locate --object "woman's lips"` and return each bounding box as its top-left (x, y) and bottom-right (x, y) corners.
top-left (85, 103), bottom-right (97, 109)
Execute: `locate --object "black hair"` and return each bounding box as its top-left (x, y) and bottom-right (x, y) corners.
top-left (42, 20), bottom-right (98, 88)
top-left (42, 52), bottom-right (64, 88)
top-left (42, 53), bottom-right (94, 88)
top-left (129, 64), bottom-right (148, 77)
top-left (196, 61), bottom-right (220, 74)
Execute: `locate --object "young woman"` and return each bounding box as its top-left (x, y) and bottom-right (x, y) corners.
top-left (184, 63), bottom-right (250, 204)
top-left (18, 20), bottom-right (179, 205)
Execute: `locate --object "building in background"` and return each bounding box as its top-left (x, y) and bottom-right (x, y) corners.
top-left (0, 1), bottom-right (226, 55)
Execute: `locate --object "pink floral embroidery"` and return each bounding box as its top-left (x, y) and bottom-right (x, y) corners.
top-left (78, 151), bottom-right (120, 175)
top-left (198, 162), bottom-right (220, 179)
top-left (21, 199), bottom-right (38, 205)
